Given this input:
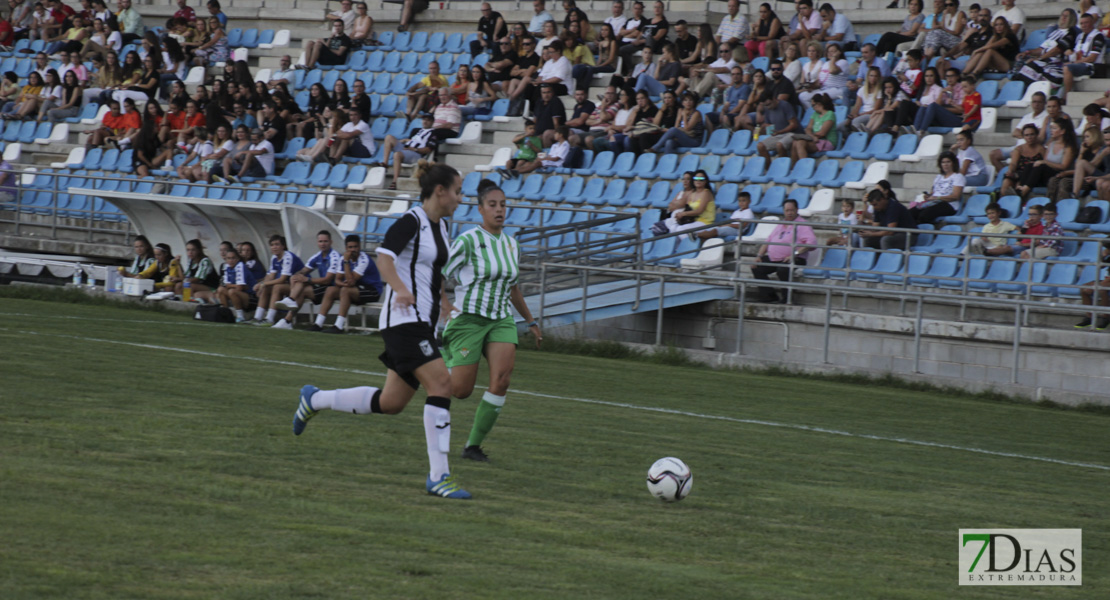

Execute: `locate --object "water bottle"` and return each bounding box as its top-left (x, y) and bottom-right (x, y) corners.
top-left (753, 125), bottom-right (761, 141)
top-left (183, 279), bottom-right (192, 302)
top-left (72, 265), bottom-right (83, 286)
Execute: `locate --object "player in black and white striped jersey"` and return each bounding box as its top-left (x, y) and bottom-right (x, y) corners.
top-left (291, 163), bottom-right (472, 499)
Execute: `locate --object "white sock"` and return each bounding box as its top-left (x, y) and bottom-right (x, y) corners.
top-left (234, 309), bottom-right (245, 319)
top-left (314, 313), bottom-right (327, 327)
top-left (253, 307), bottom-right (265, 320)
top-left (424, 403), bottom-right (451, 481)
top-left (312, 386), bottom-right (378, 414)
top-left (335, 315), bottom-right (347, 330)
top-left (482, 391), bottom-right (506, 407)
top-left (265, 308), bottom-right (277, 322)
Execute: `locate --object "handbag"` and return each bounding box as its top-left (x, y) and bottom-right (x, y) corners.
top-left (630, 120), bottom-right (664, 137)
top-left (1077, 205), bottom-right (1103, 224)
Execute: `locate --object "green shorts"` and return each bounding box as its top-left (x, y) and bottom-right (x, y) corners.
top-left (441, 313), bottom-right (518, 367)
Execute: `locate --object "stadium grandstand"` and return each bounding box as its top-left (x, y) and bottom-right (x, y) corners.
top-left (1, 0), bottom-right (1109, 403)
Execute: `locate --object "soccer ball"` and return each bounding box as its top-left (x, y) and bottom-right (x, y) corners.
top-left (646, 457), bottom-right (692, 502)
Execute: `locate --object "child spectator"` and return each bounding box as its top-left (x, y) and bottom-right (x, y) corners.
top-left (697, 190), bottom-right (755, 240)
top-left (827, 199), bottom-right (859, 246)
top-left (965, 202), bottom-right (1018, 255)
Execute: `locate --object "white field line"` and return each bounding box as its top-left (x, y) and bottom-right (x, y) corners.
top-left (1, 324), bottom-right (1108, 473)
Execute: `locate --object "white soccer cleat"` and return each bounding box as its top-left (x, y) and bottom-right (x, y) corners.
top-left (275, 297), bottom-right (299, 310)
top-left (272, 319), bottom-right (293, 329)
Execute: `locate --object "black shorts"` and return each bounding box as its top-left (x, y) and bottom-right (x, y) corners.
top-left (312, 284), bottom-right (331, 305)
top-left (348, 138), bottom-right (372, 158)
top-left (354, 282), bottom-right (380, 305)
top-left (318, 47), bottom-right (345, 66)
top-left (378, 321), bottom-right (441, 389)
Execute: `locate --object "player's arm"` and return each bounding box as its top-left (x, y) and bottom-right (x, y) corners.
top-left (509, 284), bottom-right (541, 348)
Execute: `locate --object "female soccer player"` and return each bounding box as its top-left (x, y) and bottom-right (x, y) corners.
top-left (442, 180), bottom-right (542, 462)
top-left (292, 163), bottom-right (471, 499)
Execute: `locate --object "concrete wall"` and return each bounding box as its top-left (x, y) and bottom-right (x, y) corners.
top-left (548, 301), bottom-right (1110, 407)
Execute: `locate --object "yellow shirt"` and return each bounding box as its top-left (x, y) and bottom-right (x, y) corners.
top-left (690, 194), bottom-right (716, 225)
top-left (419, 74), bottom-right (448, 89)
top-left (563, 44), bottom-right (595, 66)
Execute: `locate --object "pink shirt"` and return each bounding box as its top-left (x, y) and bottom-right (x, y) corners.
top-left (433, 100), bottom-right (461, 131)
top-left (766, 217), bottom-right (817, 262)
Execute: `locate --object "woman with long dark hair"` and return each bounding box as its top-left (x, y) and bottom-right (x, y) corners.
top-left (910, 151), bottom-right (966, 225)
top-left (749, 3), bottom-right (785, 59)
top-left (290, 82), bottom-right (331, 140)
top-left (45, 70), bottom-right (82, 123)
top-left (119, 235), bottom-right (156, 278)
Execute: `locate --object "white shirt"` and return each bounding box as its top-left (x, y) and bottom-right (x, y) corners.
top-left (269, 69), bottom-right (296, 86)
top-left (538, 55), bottom-right (573, 88)
top-left (605, 15), bottom-right (628, 37)
top-left (621, 17), bottom-right (643, 43)
top-left (996, 6), bottom-right (1026, 36)
top-left (707, 57), bottom-right (738, 84)
top-left (194, 140), bottom-right (215, 159)
top-left (329, 8), bottom-right (356, 33)
top-left (249, 140), bottom-right (275, 175)
top-left (341, 120), bottom-right (376, 153)
top-left (1012, 110), bottom-right (1047, 147)
top-left (957, 146), bottom-right (985, 178)
top-left (541, 140), bottom-right (570, 167)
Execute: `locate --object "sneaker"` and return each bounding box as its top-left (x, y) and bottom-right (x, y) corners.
top-left (308, 324), bottom-right (323, 332)
top-left (275, 296), bottom-right (299, 310)
top-left (1097, 317), bottom-right (1110, 330)
top-left (235, 316), bottom-right (248, 323)
top-left (426, 474), bottom-right (472, 499)
top-left (1074, 317), bottom-right (1093, 329)
top-left (273, 319), bottom-right (293, 329)
top-left (292, 384), bottom-right (319, 436)
top-left (322, 325), bottom-right (344, 334)
top-left (226, 175), bottom-right (240, 183)
top-left (211, 175), bottom-right (227, 184)
top-left (253, 319), bottom-right (273, 326)
top-left (239, 318), bottom-right (258, 325)
top-left (461, 445), bottom-right (490, 462)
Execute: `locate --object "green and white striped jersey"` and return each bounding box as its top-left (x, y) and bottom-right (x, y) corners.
top-left (443, 226), bottom-right (520, 321)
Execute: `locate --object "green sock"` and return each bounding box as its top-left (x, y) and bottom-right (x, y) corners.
top-left (467, 391), bottom-right (505, 448)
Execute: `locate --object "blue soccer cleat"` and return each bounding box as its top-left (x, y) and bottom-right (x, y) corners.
top-left (426, 474), bottom-right (472, 499)
top-left (293, 385), bottom-right (319, 436)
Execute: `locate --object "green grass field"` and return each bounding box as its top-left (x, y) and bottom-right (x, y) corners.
top-left (1, 295), bottom-right (1107, 599)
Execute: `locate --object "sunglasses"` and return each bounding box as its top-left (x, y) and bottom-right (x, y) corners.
top-left (770, 67), bottom-right (783, 71)
top-left (693, 176), bottom-right (707, 181)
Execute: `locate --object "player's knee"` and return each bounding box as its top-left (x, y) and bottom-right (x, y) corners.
top-left (489, 372), bottom-right (512, 395)
top-left (452, 382), bottom-right (475, 399)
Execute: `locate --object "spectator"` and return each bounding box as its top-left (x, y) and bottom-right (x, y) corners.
top-left (499, 118), bottom-right (542, 174)
top-left (258, 102), bottom-right (287, 153)
top-left (858, 189), bottom-right (918, 250)
top-left (529, 0), bottom-right (554, 34)
top-left (678, 42), bottom-right (737, 98)
top-left (697, 190), bottom-right (755, 241)
top-left (752, 199), bottom-right (815, 303)
top-left (909, 151), bottom-right (965, 225)
top-left (429, 87), bottom-right (461, 141)
top-left (561, 31), bottom-right (592, 67)
top-left (82, 17), bottom-right (121, 60)
top-left (619, 0), bottom-right (668, 67)
top-left (648, 91), bottom-right (703, 154)
top-left (44, 68), bottom-right (80, 123)
top-left (634, 41), bottom-right (681, 96)
top-left (827, 199), bottom-right (859, 246)
top-left (85, 99), bottom-right (134, 149)
top-left (513, 126), bottom-right (569, 174)
top-left (708, 67), bottom-right (749, 131)
top-left (891, 49), bottom-right (924, 121)
top-left (716, 0), bottom-right (749, 62)
top-left (327, 0), bottom-right (355, 34)
top-left (1062, 13), bottom-right (1105, 103)
top-left (0, 73), bottom-right (19, 109)
top-left (573, 23), bottom-right (617, 90)
top-left (994, 0), bottom-right (1025, 43)
top-left (1014, 9), bottom-right (1079, 88)
top-left (1074, 127), bottom-right (1110, 198)
top-left (378, 113), bottom-right (437, 190)
top-left (192, 16), bottom-right (228, 67)
top-left (799, 42), bottom-right (848, 109)
top-left (61, 52), bottom-right (89, 86)
top-left (268, 55), bottom-right (296, 91)
top-left (530, 83), bottom-right (566, 147)
top-left (229, 101), bottom-right (258, 130)
top-left (454, 66), bottom-right (493, 121)
top-left (842, 67), bottom-right (882, 135)
top-left (483, 37), bottom-right (515, 89)
top-left (815, 4), bottom-right (856, 50)
top-left (961, 16), bottom-right (1021, 79)
top-left (749, 3), bottom-right (785, 59)
top-left (399, 59), bottom-right (446, 120)
top-left (580, 86), bottom-right (619, 149)
top-left (629, 88), bottom-right (674, 152)
top-left (894, 66), bottom-right (942, 133)
top-left (965, 202), bottom-right (1018, 255)
top-left (118, 235), bottom-right (156, 278)
top-left (173, 0), bottom-right (195, 23)
top-left (1075, 242), bottom-right (1110, 329)
top-left (510, 41), bottom-right (570, 110)
top-left (1013, 116), bottom-right (1078, 199)
top-left (81, 51), bottom-right (117, 106)
top-left (790, 92), bottom-right (836, 163)
top-left (209, 127), bottom-right (268, 182)
top-left (535, 20), bottom-right (558, 56)
top-left (315, 234), bottom-right (383, 334)
top-left (999, 124), bottom-right (1046, 198)
top-left (605, 1), bottom-right (628, 38)
top-left (180, 124), bottom-right (230, 181)
top-left (651, 168), bottom-right (716, 236)
top-left (152, 244), bottom-right (182, 292)
top-left (327, 106), bottom-right (374, 164)
top-left (206, 0), bottom-right (226, 28)
top-left (272, 230), bottom-right (342, 330)
top-left (216, 249), bottom-right (257, 323)
top-left (471, 3), bottom-right (507, 57)
top-left (303, 19), bottom-right (350, 70)
top-left (44, 14), bottom-right (88, 56)
top-left (683, 23), bottom-right (720, 70)
top-left (296, 107), bottom-right (344, 164)
top-left (4, 69), bottom-right (54, 121)
top-left (615, 1), bottom-right (645, 74)
top-left (952, 129), bottom-right (988, 186)
top-left (348, 2), bottom-right (374, 46)
top-left (595, 88), bottom-right (648, 152)
top-left (564, 88), bottom-right (595, 138)
top-left (116, 0), bottom-right (143, 45)
top-left (787, 0), bottom-right (822, 45)
top-left (767, 57), bottom-right (799, 106)
top-left (912, 66), bottom-right (961, 132)
top-left (923, 0), bottom-right (966, 61)
top-left (1021, 202), bottom-right (1063, 259)
top-left (671, 19), bottom-right (698, 63)
top-left (844, 43), bottom-right (890, 109)
top-left (329, 78), bottom-right (351, 112)
top-left (750, 92), bottom-right (802, 159)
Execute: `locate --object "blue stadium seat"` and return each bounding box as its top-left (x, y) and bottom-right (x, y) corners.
top-left (882, 254), bottom-right (931, 284)
top-left (291, 162), bottom-right (325, 186)
top-left (794, 158), bottom-right (838, 187)
top-left (1055, 198), bottom-right (1080, 229)
top-left (967, 258), bottom-right (1018, 292)
top-left (257, 29), bottom-right (275, 47)
top-left (508, 174), bottom-right (544, 200)
top-left (572, 178), bottom-right (605, 204)
top-left (554, 148), bottom-right (591, 174)
top-left (344, 50), bottom-right (369, 72)
top-left (408, 31), bottom-right (430, 53)
top-left (597, 152), bottom-right (634, 177)
top-left (1056, 235), bottom-right (1107, 263)
top-left (751, 185), bottom-right (786, 214)
top-left (984, 80), bottom-right (1024, 107)
top-left (365, 51), bottom-right (386, 73)
top-left (527, 175), bottom-right (563, 202)
top-left (226, 28), bottom-right (243, 47)
top-left (98, 148), bottom-right (120, 171)
top-left (735, 156), bottom-right (766, 183)
top-left (973, 195), bottom-right (1021, 224)
top-left (577, 150), bottom-right (612, 176)
top-left (548, 176), bottom-right (584, 202)
top-left (802, 248), bottom-right (846, 278)
top-left (386, 117), bottom-right (410, 139)
top-left (940, 193), bottom-right (989, 225)
top-left (414, 52), bottom-right (436, 75)
top-left (784, 188), bottom-right (810, 212)
top-left (750, 156), bottom-right (790, 184)
top-left (321, 70), bottom-right (340, 90)
top-left (699, 154), bottom-right (721, 177)
top-left (460, 171), bottom-right (482, 197)
top-left (375, 32), bottom-right (395, 51)
top-left (301, 69), bottom-right (323, 91)
top-left (275, 137), bottom-right (305, 160)
top-left (1083, 201), bottom-right (1110, 232)
top-left (1059, 265), bottom-right (1099, 298)
top-left (661, 154), bottom-right (699, 179)
top-left (426, 32), bottom-right (447, 52)
top-left (620, 180), bottom-right (649, 208)
top-left (998, 261), bottom-right (1048, 295)
top-left (690, 128), bottom-right (729, 155)
top-left (974, 80), bottom-right (999, 105)
top-left (239, 28), bottom-right (260, 49)
top-left (79, 148), bottom-right (103, 170)
top-left (1031, 263), bottom-right (1078, 297)
top-left (644, 180), bottom-right (675, 209)
top-left (16, 121), bottom-right (37, 143)
top-left (1003, 196), bottom-right (1048, 226)
top-left (369, 116), bottom-right (390, 140)
top-left (751, 56), bottom-right (769, 72)
top-left (913, 224), bottom-right (965, 253)
top-left (856, 251), bottom-right (904, 282)
top-left (826, 131), bottom-right (866, 158)
top-left (646, 153), bottom-right (677, 179)
top-left (618, 153), bottom-right (655, 178)
top-left (850, 133), bottom-right (892, 159)
top-left (715, 130), bottom-right (753, 156)
top-left (382, 52), bottom-right (404, 73)
top-left (714, 183), bottom-right (739, 212)
top-left (68, 102), bottom-right (99, 124)
top-left (443, 32), bottom-right (465, 54)
top-left (710, 156), bottom-right (743, 182)
top-left (874, 134), bottom-right (919, 161)
top-left (591, 179), bottom-right (627, 206)
top-left (777, 157), bottom-right (814, 185)
top-left (323, 164), bottom-right (350, 188)
top-left (827, 248), bottom-right (878, 280)
top-left (908, 255), bottom-right (959, 287)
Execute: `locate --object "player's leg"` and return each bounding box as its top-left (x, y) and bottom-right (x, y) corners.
top-left (463, 339), bottom-right (516, 462)
top-left (311, 285), bottom-right (341, 331)
top-left (411, 357), bottom-right (470, 498)
top-left (326, 287), bottom-right (356, 333)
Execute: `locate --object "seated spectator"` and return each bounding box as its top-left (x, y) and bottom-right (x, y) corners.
top-left (378, 113), bottom-right (437, 190)
top-left (246, 235), bottom-right (304, 325)
top-left (530, 83), bottom-right (565, 146)
top-left (844, 43), bottom-right (890, 109)
top-left (965, 202), bottom-right (1018, 255)
top-left (258, 102), bottom-right (287, 154)
top-left (513, 40), bottom-right (571, 105)
top-left (118, 235), bottom-right (156, 278)
top-left (1074, 128), bottom-right (1110, 198)
top-left (995, 0), bottom-right (1025, 42)
top-left (827, 199), bottom-right (860, 246)
top-left (1014, 116), bottom-right (1078, 199)
top-left (216, 249), bottom-right (257, 323)
top-left (651, 169), bottom-right (716, 236)
top-left (175, 239), bottom-right (221, 301)
top-left (349, 1), bottom-right (374, 45)
top-left (180, 124), bottom-right (231, 181)
top-left (697, 190), bottom-right (755, 240)
top-left (0, 72), bottom-right (21, 109)
top-left (0, 71), bottom-right (43, 120)
top-left (590, 88), bottom-right (635, 152)
top-left (934, 7), bottom-right (990, 74)
top-left (499, 118), bottom-right (542, 175)
top-left (799, 42), bottom-right (848, 109)
top-left (430, 87), bottom-right (462, 141)
top-left (1008, 203), bottom-right (1044, 255)
top-left (315, 234), bottom-right (383, 333)
top-left (634, 42), bottom-right (681, 96)
top-left (1013, 9), bottom-right (1079, 88)
top-left (165, 99), bottom-right (206, 150)
top-left (273, 230), bottom-right (342, 330)
top-left (999, 124), bottom-right (1047, 198)
top-left (912, 66), bottom-right (964, 132)
top-left (400, 60), bottom-right (446, 120)
top-left (44, 69), bottom-right (81, 123)
top-left (85, 99), bottom-right (133, 149)
top-left (988, 91), bottom-right (1049, 171)
top-left (923, 0), bottom-right (967, 61)
top-left (457, 66), bottom-right (496, 121)
top-left (326, 0), bottom-right (355, 34)
top-left (677, 42), bottom-right (736, 98)
top-left (471, 2), bottom-right (507, 57)
top-left (606, 89), bottom-right (658, 153)
top-left (648, 91), bottom-right (703, 154)
top-left (112, 54), bottom-right (159, 105)
top-left (328, 106), bottom-right (374, 164)
top-left (116, 0), bottom-right (143, 45)
top-left (43, 14), bottom-right (88, 56)
top-left (1075, 242), bottom-right (1110, 329)
top-left (660, 171), bottom-right (693, 220)
top-left (1021, 202), bottom-right (1063, 259)
top-left (267, 55), bottom-right (296, 91)
top-left (579, 86), bottom-right (619, 149)
top-left (211, 128), bottom-right (272, 182)
top-left (513, 126), bottom-right (570, 175)
top-left (785, 0), bottom-right (821, 46)
top-left (707, 67), bottom-right (749, 131)
top-left (951, 130), bottom-right (988, 186)
top-left (748, 3), bottom-right (784, 59)
top-left (857, 189), bottom-right (918, 250)
top-left (302, 19), bottom-right (350, 70)
top-left (564, 88), bottom-right (595, 137)
top-left (960, 16), bottom-right (1020, 78)
top-left (685, 23), bottom-right (719, 69)
top-left (749, 92), bottom-right (802, 160)
top-left (881, 1), bottom-right (927, 56)
top-left (842, 67), bottom-right (882, 135)
top-left (535, 20), bottom-right (559, 55)
top-left (1062, 13), bottom-right (1105, 103)
top-left (173, 0), bottom-right (196, 23)
top-left (910, 151), bottom-right (965, 225)
top-left (572, 23), bottom-right (617, 91)
top-left (206, 0), bottom-right (227, 29)
top-left (790, 92), bottom-right (837, 163)
top-left (955, 75), bottom-right (982, 132)
top-left (504, 36), bottom-right (541, 115)
top-left (814, 3), bottom-right (856, 50)
top-left (752, 199), bottom-right (815, 303)
top-left (561, 31), bottom-right (592, 67)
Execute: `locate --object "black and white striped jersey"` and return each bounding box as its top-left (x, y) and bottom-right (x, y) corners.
top-left (376, 206), bottom-right (449, 330)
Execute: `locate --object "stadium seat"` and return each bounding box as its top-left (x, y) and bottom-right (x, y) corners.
top-left (783, 188), bottom-right (811, 212)
top-left (270, 162), bottom-right (309, 185)
top-left (794, 159), bottom-right (838, 187)
top-left (571, 178), bottom-right (605, 204)
top-left (874, 134), bottom-right (919, 161)
top-left (1057, 236), bottom-right (1107, 263)
top-left (750, 156), bottom-right (789, 184)
top-left (997, 261), bottom-right (1049, 295)
top-left (826, 131), bottom-right (866, 158)
top-left (460, 171), bottom-right (482, 197)
top-left (661, 154), bottom-right (699, 180)
top-left (908, 256), bottom-right (959, 287)
top-left (710, 156), bottom-right (743, 182)
top-left (620, 180), bottom-right (649, 208)
top-left (644, 180), bottom-right (675, 209)
top-left (597, 152), bottom-right (634, 177)
top-left (79, 148), bottom-right (103, 170)
top-left (851, 133), bottom-right (892, 159)
top-left (67, 102), bottom-right (99, 124)
top-left (941, 194), bottom-right (990, 225)
top-left (777, 158), bottom-right (814, 185)
top-left (275, 137), bottom-right (305, 160)
top-left (382, 52), bottom-right (404, 73)
top-left (802, 248), bottom-right (846, 278)
top-left (617, 153), bottom-right (655, 179)
top-left (408, 31), bottom-right (430, 53)
top-left (256, 29), bottom-right (276, 48)
top-left (984, 80), bottom-right (1024, 107)
top-left (548, 176), bottom-right (585, 202)
top-left (1031, 263), bottom-right (1078, 297)
top-left (323, 164), bottom-right (350, 188)
top-left (974, 195), bottom-right (1021, 224)
top-left (856, 251), bottom-right (904, 282)
top-left (1055, 198), bottom-right (1080, 229)
top-left (690, 129), bottom-right (729, 155)
top-left (508, 174), bottom-right (544, 200)
top-left (882, 254), bottom-right (931, 285)
top-left (715, 130), bottom-right (753, 156)
top-left (966, 258), bottom-right (1018, 292)
top-left (714, 183), bottom-right (739, 212)
top-left (646, 153), bottom-right (678, 179)
top-left (527, 175), bottom-right (563, 202)
top-left (1082, 201), bottom-right (1110, 232)
top-left (735, 156), bottom-right (766, 183)
top-left (226, 28), bottom-right (243, 47)
top-left (699, 154), bottom-right (721, 177)
top-left (751, 185), bottom-right (786, 214)
top-left (385, 117), bottom-right (410, 139)
top-left (375, 32), bottom-right (395, 51)
top-left (913, 224), bottom-right (965, 253)
top-left (426, 32), bottom-right (447, 53)
top-left (577, 151), bottom-right (612, 176)
top-left (444, 32), bottom-right (465, 54)
top-left (592, 179), bottom-right (627, 206)
top-left (392, 31), bottom-right (412, 52)
top-left (827, 248), bottom-right (878, 280)
top-left (239, 28), bottom-right (260, 49)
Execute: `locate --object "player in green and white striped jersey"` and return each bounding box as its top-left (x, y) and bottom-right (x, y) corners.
top-left (442, 179), bottom-right (541, 463)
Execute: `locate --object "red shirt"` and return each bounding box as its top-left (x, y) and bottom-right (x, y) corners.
top-left (962, 91), bottom-right (982, 125)
top-left (0, 21), bottom-right (12, 47)
top-left (174, 7), bottom-right (196, 22)
top-left (1021, 221), bottom-right (1043, 247)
